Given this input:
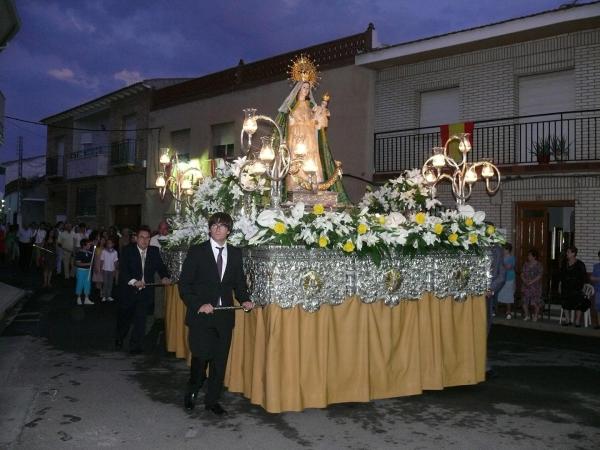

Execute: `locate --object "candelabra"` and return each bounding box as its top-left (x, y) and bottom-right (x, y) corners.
top-left (421, 133), bottom-right (500, 205)
top-left (155, 148), bottom-right (202, 216)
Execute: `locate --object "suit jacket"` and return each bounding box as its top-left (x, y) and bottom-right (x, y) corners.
top-left (178, 240), bottom-right (249, 329)
top-left (119, 244), bottom-right (170, 305)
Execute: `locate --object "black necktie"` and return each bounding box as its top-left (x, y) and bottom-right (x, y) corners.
top-left (216, 247), bottom-right (224, 306)
top-left (216, 247), bottom-right (224, 280)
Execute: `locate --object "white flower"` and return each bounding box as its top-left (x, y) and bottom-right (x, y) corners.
top-left (386, 212), bottom-right (406, 228)
top-left (236, 216), bottom-right (259, 240)
top-left (457, 204), bottom-right (475, 218)
top-left (423, 232), bottom-right (438, 246)
top-left (230, 156), bottom-right (247, 178)
top-left (291, 202), bottom-right (305, 220)
top-left (473, 210), bottom-right (486, 224)
top-left (256, 209), bottom-right (281, 228)
top-left (425, 197), bottom-right (441, 210)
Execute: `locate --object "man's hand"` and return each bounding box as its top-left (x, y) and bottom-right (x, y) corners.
top-left (134, 280), bottom-right (145, 289)
top-left (241, 301), bottom-right (254, 311)
top-left (161, 277), bottom-right (171, 285)
top-left (198, 304), bottom-right (214, 314)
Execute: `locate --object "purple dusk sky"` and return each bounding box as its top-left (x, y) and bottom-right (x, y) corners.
top-left (0, 0), bottom-right (567, 162)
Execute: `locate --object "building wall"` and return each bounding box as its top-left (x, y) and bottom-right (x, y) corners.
top-left (146, 65), bottom-right (375, 227)
top-left (436, 175), bottom-right (600, 269)
top-left (374, 29), bottom-right (600, 132)
top-left (45, 93), bottom-right (151, 228)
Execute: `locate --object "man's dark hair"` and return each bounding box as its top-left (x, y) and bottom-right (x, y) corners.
top-left (503, 242), bottom-right (513, 252)
top-left (566, 245), bottom-right (578, 256)
top-left (80, 238), bottom-right (89, 247)
top-left (208, 212), bottom-right (233, 231)
top-left (528, 248), bottom-right (539, 259)
top-left (137, 225), bottom-right (152, 236)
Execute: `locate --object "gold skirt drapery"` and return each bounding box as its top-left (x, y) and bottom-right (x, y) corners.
top-left (164, 286), bottom-right (486, 413)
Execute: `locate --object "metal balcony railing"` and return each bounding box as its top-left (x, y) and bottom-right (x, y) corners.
top-left (110, 139), bottom-right (139, 166)
top-left (374, 109), bottom-right (600, 174)
top-left (69, 144), bottom-right (109, 160)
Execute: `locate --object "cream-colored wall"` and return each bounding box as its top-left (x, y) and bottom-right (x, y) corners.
top-left (146, 65), bottom-right (375, 227)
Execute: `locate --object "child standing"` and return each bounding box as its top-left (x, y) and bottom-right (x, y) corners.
top-left (100, 238), bottom-right (118, 302)
top-left (75, 238), bottom-right (94, 305)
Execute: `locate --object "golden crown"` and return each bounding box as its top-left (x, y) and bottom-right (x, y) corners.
top-left (288, 54), bottom-right (320, 87)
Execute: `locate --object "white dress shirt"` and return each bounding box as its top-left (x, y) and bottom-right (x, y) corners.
top-left (128, 246), bottom-right (148, 286)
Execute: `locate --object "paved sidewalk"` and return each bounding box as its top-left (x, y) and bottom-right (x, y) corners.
top-left (0, 282), bottom-right (26, 320)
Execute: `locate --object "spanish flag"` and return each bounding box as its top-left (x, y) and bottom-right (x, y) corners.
top-left (440, 122), bottom-right (474, 161)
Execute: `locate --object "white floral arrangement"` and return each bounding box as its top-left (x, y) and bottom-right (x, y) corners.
top-left (165, 158), bottom-right (505, 261)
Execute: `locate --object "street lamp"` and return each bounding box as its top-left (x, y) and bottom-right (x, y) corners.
top-left (421, 133), bottom-right (501, 205)
top-left (155, 147), bottom-right (203, 216)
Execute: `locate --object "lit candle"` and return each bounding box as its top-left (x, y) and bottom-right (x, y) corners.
top-left (181, 178), bottom-right (192, 190)
top-left (259, 143), bottom-right (275, 162)
top-left (159, 150), bottom-right (170, 165)
top-left (465, 168), bottom-right (478, 184)
top-left (424, 169), bottom-right (437, 184)
top-left (481, 164), bottom-right (494, 178)
top-left (242, 108), bottom-right (258, 135)
top-left (155, 174), bottom-right (166, 187)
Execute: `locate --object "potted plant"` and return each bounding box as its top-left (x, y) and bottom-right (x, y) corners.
top-left (549, 135), bottom-right (570, 162)
top-left (531, 137), bottom-right (552, 164)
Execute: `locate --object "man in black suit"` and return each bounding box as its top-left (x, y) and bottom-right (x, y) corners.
top-left (179, 212), bottom-right (253, 416)
top-left (116, 225), bottom-right (170, 354)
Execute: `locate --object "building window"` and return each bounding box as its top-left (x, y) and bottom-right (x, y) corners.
top-left (77, 186), bottom-right (96, 216)
top-left (170, 128), bottom-right (191, 160)
top-left (419, 87), bottom-right (460, 128)
top-left (211, 122), bottom-right (235, 161)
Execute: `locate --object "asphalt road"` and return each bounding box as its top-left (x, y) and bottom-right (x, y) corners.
top-left (1, 266), bottom-right (599, 449)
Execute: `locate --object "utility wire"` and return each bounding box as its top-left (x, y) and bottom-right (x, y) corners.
top-left (5, 115), bottom-right (162, 132)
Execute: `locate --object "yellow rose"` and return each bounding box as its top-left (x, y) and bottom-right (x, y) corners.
top-left (273, 222), bottom-right (287, 234)
top-left (469, 233), bottom-right (478, 244)
top-left (465, 217), bottom-right (474, 227)
top-left (313, 204), bottom-right (325, 215)
top-left (357, 223), bottom-right (369, 235)
top-left (415, 212), bottom-right (426, 225)
top-left (448, 233), bottom-right (458, 243)
top-left (433, 223), bottom-right (444, 235)
top-left (378, 216), bottom-right (386, 225)
top-left (318, 236), bottom-right (328, 248)
top-left (486, 225), bottom-right (495, 235)
top-left (342, 240), bottom-right (355, 253)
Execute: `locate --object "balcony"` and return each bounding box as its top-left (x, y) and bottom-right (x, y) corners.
top-left (374, 109), bottom-right (600, 179)
top-left (66, 144), bottom-right (109, 179)
top-left (46, 156), bottom-right (64, 178)
top-left (110, 139), bottom-right (141, 168)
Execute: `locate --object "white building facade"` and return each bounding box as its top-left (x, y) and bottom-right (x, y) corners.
top-left (357, 2), bottom-right (600, 287)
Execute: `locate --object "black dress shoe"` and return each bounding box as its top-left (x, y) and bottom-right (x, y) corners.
top-left (205, 403), bottom-right (227, 415)
top-left (115, 339), bottom-right (123, 350)
top-left (184, 390), bottom-right (198, 411)
top-left (129, 347), bottom-right (143, 355)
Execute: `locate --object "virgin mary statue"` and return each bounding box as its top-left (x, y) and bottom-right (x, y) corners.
top-left (275, 55), bottom-right (349, 204)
